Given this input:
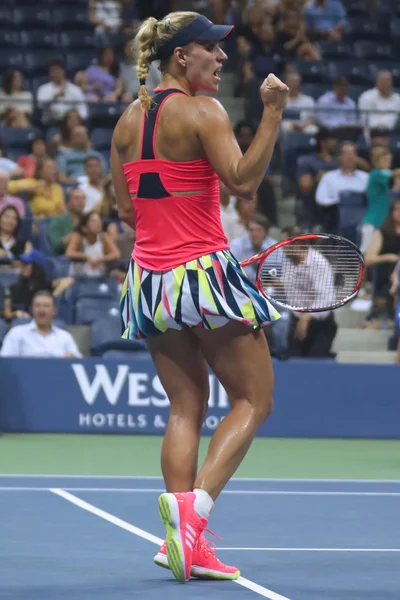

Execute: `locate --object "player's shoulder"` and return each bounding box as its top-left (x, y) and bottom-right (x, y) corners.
top-left (190, 95), bottom-right (228, 122)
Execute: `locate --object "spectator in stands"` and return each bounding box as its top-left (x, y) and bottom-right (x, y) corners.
top-left (37, 60), bottom-right (88, 125)
top-left (49, 110), bottom-right (85, 156)
top-left (89, 0), bottom-right (122, 35)
top-left (1, 290), bottom-right (82, 358)
top-left (80, 47), bottom-right (124, 103)
top-left (57, 126), bottom-right (106, 185)
top-left (2, 250), bottom-right (73, 322)
top-left (2, 106), bottom-right (31, 129)
top-left (281, 225), bottom-right (338, 358)
top-left (0, 206), bottom-right (31, 260)
top-left (120, 39), bottom-right (161, 102)
top-left (0, 171), bottom-right (26, 218)
top-left (316, 77), bottom-right (357, 130)
top-left (0, 140), bottom-right (23, 179)
top-left (358, 71), bottom-right (400, 131)
top-left (79, 157), bottom-right (105, 213)
top-left (297, 128), bottom-right (338, 229)
top-left (305, 0), bottom-right (347, 41)
top-left (110, 221), bottom-right (136, 281)
top-left (316, 142), bottom-right (368, 233)
top-left (66, 211), bottom-right (120, 277)
top-left (236, 4), bottom-right (265, 49)
top-left (281, 71), bottom-right (317, 134)
top-left (274, 9), bottom-right (321, 61)
top-left (0, 69), bottom-right (33, 123)
top-left (361, 148), bottom-right (400, 253)
top-left (48, 188), bottom-right (86, 256)
top-left (365, 199), bottom-right (400, 326)
top-left (230, 214), bottom-right (278, 283)
top-left (17, 138), bottom-right (47, 179)
top-left (8, 159), bottom-right (65, 219)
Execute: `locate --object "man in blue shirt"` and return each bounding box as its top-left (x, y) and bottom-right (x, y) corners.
top-left (305, 0), bottom-right (347, 41)
top-left (57, 125), bottom-right (107, 185)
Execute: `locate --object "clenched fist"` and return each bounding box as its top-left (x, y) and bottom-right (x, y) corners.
top-left (260, 74), bottom-right (289, 112)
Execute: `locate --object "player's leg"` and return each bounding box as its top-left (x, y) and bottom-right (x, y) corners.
top-left (192, 320), bottom-right (274, 500)
top-left (147, 327), bottom-right (209, 493)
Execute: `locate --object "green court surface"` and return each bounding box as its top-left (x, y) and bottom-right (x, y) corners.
top-left (1, 434), bottom-right (399, 479)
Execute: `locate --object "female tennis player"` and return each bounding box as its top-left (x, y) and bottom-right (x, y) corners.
top-left (111, 11), bottom-right (288, 583)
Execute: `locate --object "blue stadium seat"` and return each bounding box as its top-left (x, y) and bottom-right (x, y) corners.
top-left (13, 7), bottom-right (52, 28)
top-left (0, 127), bottom-right (43, 150)
top-left (346, 17), bottom-right (386, 41)
top-left (354, 41), bottom-right (394, 60)
top-left (301, 83), bottom-right (330, 100)
top-left (20, 30), bottom-right (59, 50)
top-left (291, 61), bottom-right (331, 84)
top-left (66, 277), bottom-right (119, 302)
top-left (88, 103), bottom-right (124, 128)
top-left (0, 318), bottom-right (7, 348)
top-left (59, 31), bottom-right (96, 49)
top-left (33, 218), bottom-right (53, 257)
top-left (95, 31), bottom-right (127, 50)
top-left (75, 297), bottom-right (120, 325)
top-left (339, 191), bottom-right (365, 245)
top-left (0, 8), bottom-right (14, 27)
top-left (0, 272), bottom-right (19, 291)
top-left (19, 218), bottom-right (33, 243)
top-left (50, 257), bottom-right (72, 278)
top-left (65, 51), bottom-right (97, 75)
top-left (25, 50), bottom-right (65, 76)
top-left (328, 61), bottom-right (373, 85)
top-left (282, 133), bottom-right (317, 179)
top-left (91, 315), bottom-right (147, 356)
top-left (348, 84), bottom-right (369, 102)
top-left (0, 30), bottom-right (21, 48)
top-left (91, 129), bottom-right (113, 152)
top-left (52, 8), bottom-right (91, 30)
top-left (318, 41), bottom-right (354, 60)
top-left (0, 51), bottom-right (25, 72)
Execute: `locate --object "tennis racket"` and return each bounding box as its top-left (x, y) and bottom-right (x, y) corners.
top-left (239, 233), bottom-right (365, 312)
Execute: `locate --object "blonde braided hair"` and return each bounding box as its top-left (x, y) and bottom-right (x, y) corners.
top-left (134, 11), bottom-right (200, 112)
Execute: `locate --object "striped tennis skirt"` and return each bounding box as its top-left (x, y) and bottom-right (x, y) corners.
top-left (120, 249), bottom-right (280, 340)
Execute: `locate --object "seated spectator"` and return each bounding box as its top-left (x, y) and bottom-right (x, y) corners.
top-left (120, 39), bottom-right (161, 103)
top-left (57, 126), bottom-right (106, 185)
top-left (358, 71), bottom-right (400, 131)
top-left (230, 214), bottom-right (278, 283)
top-left (0, 171), bottom-right (26, 217)
top-left (89, 0), bottom-right (122, 34)
top-left (316, 142), bottom-right (369, 232)
top-left (281, 225), bottom-right (338, 358)
top-left (37, 60), bottom-right (88, 125)
top-left (8, 158), bottom-right (65, 218)
top-left (0, 140), bottom-right (23, 179)
top-left (78, 47), bottom-right (124, 103)
top-left (100, 176), bottom-right (120, 239)
top-left (110, 221), bottom-right (136, 281)
top-left (274, 9), bottom-right (321, 61)
top-left (2, 106), bottom-right (31, 128)
top-left (17, 137), bottom-right (47, 179)
top-left (1, 290), bottom-right (81, 358)
top-left (316, 77), bottom-right (357, 130)
top-left (281, 71), bottom-right (317, 134)
top-left (305, 0), bottom-right (347, 41)
top-left (49, 110), bottom-right (85, 156)
top-left (219, 180), bottom-right (257, 243)
top-left (365, 199), bottom-right (400, 326)
top-left (2, 249), bottom-right (73, 322)
top-left (0, 206), bottom-right (31, 261)
top-left (361, 148), bottom-right (400, 253)
top-left (79, 156), bottom-right (105, 213)
top-left (236, 4), bottom-right (265, 48)
top-left (66, 211), bottom-right (120, 277)
top-left (297, 128), bottom-right (338, 229)
top-left (48, 188), bottom-right (86, 256)
top-left (0, 69), bottom-right (33, 122)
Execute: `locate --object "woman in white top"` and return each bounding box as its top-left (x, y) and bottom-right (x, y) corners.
top-left (0, 70), bottom-right (33, 121)
top-left (66, 210), bottom-right (120, 277)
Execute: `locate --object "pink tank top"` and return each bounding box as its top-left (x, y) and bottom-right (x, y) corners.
top-left (122, 88), bottom-right (229, 271)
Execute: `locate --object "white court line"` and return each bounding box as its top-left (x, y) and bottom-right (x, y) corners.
top-left (217, 548), bottom-right (400, 553)
top-left (1, 486), bottom-right (400, 497)
top-left (50, 488), bottom-right (291, 600)
top-left (1, 474), bottom-right (399, 483)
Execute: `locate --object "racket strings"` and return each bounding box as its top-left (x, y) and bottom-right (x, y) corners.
top-left (260, 241), bottom-right (362, 311)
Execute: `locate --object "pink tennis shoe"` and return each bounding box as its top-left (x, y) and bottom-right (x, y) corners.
top-left (156, 492), bottom-right (240, 582)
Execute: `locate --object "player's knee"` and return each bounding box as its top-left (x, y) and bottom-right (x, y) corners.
top-left (253, 393), bottom-right (274, 425)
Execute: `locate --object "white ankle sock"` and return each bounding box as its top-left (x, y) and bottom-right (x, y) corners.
top-left (193, 488), bottom-right (214, 519)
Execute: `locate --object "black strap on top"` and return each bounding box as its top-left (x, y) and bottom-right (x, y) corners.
top-left (141, 88), bottom-right (186, 160)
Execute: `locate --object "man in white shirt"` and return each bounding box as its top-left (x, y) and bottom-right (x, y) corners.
top-left (37, 60), bottom-right (88, 124)
top-left (79, 156), bottom-right (105, 213)
top-left (358, 71), bottom-right (400, 131)
top-left (281, 72), bottom-right (317, 134)
top-left (316, 142), bottom-right (368, 232)
top-left (1, 291), bottom-right (82, 358)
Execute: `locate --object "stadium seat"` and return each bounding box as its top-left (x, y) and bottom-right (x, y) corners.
top-left (282, 133), bottom-right (317, 179)
top-left (346, 17), bottom-right (386, 41)
top-left (9, 317), bottom-right (32, 328)
top-left (65, 51), bottom-right (97, 75)
top-left (13, 7), bottom-right (52, 28)
top-left (291, 61), bottom-right (331, 84)
top-left (318, 41), bottom-right (354, 60)
top-left (0, 127), bottom-right (42, 150)
top-left (91, 315), bottom-right (147, 356)
top-left (0, 30), bottom-right (20, 49)
top-left (348, 84), bottom-right (369, 102)
top-left (354, 41), bottom-right (394, 60)
top-left (301, 83), bottom-right (330, 100)
top-left (0, 272), bottom-right (19, 291)
top-left (50, 257), bottom-right (72, 278)
top-left (328, 61), bottom-right (373, 85)
top-left (91, 129), bottom-right (114, 152)
top-left (30, 75), bottom-right (50, 94)
top-left (368, 62), bottom-right (400, 87)
top-left (20, 30), bottom-right (59, 50)
top-left (25, 50), bottom-right (65, 76)
top-left (59, 31), bottom-right (96, 49)
top-left (66, 277), bottom-right (119, 302)
top-left (0, 51), bottom-right (25, 72)
top-left (19, 218), bottom-right (33, 243)
top-left (75, 297), bottom-right (120, 325)
top-left (0, 8), bottom-right (14, 27)
top-left (52, 8), bottom-right (92, 30)
top-left (88, 103), bottom-right (124, 128)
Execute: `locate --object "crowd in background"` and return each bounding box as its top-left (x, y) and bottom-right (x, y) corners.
top-left (0, 0), bottom-right (399, 361)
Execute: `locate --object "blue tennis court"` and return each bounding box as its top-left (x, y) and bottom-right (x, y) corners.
top-left (1, 475), bottom-right (399, 600)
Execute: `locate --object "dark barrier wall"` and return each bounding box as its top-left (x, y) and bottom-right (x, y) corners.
top-left (0, 358), bottom-right (398, 438)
